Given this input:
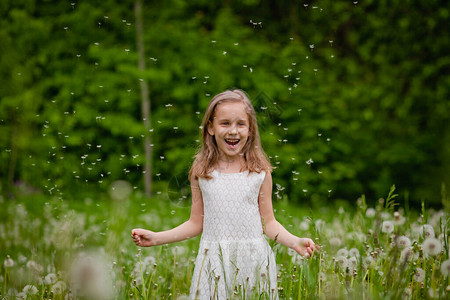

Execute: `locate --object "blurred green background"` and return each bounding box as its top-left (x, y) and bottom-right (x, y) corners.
top-left (1, 0), bottom-right (449, 206)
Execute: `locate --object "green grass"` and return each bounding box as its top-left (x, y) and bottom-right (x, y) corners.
top-left (0, 189), bottom-right (448, 299)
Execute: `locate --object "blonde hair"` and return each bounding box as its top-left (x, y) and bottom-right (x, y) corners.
top-left (189, 89), bottom-right (272, 180)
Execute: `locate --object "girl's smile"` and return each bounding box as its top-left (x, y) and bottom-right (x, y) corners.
top-left (207, 102), bottom-right (250, 161)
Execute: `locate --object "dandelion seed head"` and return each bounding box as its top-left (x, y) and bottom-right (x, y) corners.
top-left (365, 208), bottom-right (376, 218)
top-left (299, 221), bottom-right (309, 231)
top-left (422, 237), bottom-right (442, 256)
top-left (349, 248), bottom-right (360, 258)
top-left (44, 273), bottom-right (58, 285)
top-left (414, 268), bottom-right (425, 282)
top-left (23, 285), bottom-right (38, 295)
top-left (329, 237), bottom-right (342, 247)
top-left (421, 224), bottom-right (435, 239)
top-left (381, 221), bottom-right (394, 233)
top-left (428, 287), bottom-right (440, 299)
top-left (363, 256), bottom-right (374, 268)
top-left (4, 256), bottom-right (14, 268)
top-left (336, 248), bottom-right (348, 258)
top-left (400, 247), bottom-right (414, 262)
top-left (396, 236), bottom-right (411, 249)
top-left (51, 281), bottom-right (67, 295)
top-left (335, 256), bottom-right (348, 269)
top-left (440, 259), bottom-right (450, 277)
top-left (381, 212), bottom-right (391, 220)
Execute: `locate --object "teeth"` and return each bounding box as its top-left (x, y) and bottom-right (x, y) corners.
top-left (225, 139), bottom-right (239, 145)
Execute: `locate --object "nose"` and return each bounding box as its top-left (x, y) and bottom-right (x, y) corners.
top-left (229, 124), bottom-right (237, 134)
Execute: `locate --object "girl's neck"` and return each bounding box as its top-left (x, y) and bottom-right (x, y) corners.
top-left (216, 156), bottom-right (244, 173)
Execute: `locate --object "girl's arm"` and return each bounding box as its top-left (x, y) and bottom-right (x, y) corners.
top-left (131, 177), bottom-right (204, 247)
top-left (259, 171), bottom-right (319, 258)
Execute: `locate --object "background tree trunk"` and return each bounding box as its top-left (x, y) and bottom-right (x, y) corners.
top-left (134, 0), bottom-right (152, 196)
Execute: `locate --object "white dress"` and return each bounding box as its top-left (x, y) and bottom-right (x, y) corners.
top-left (190, 170), bottom-right (278, 300)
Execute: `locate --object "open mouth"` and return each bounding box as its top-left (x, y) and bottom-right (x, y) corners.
top-left (225, 139), bottom-right (240, 146)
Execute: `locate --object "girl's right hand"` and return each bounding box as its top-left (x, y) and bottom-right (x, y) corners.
top-left (131, 228), bottom-right (156, 247)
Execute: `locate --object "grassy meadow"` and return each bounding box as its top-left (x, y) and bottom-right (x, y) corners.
top-left (0, 185), bottom-right (448, 299)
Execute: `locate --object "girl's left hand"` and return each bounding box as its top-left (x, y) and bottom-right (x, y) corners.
top-left (293, 238), bottom-right (320, 258)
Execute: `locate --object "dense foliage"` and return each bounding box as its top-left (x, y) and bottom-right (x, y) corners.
top-left (1, 0), bottom-right (449, 205)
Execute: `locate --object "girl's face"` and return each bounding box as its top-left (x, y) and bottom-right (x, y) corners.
top-left (207, 102), bottom-right (250, 161)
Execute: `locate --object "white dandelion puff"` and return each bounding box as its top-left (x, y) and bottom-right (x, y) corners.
top-left (26, 260), bottom-right (43, 274)
top-left (349, 248), bottom-right (360, 258)
top-left (336, 248), bottom-right (349, 257)
top-left (422, 238), bottom-right (442, 256)
top-left (381, 212), bottom-right (391, 219)
top-left (300, 221), bottom-right (309, 231)
top-left (365, 208), bottom-right (376, 218)
top-left (44, 273), bottom-right (58, 285)
top-left (51, 281), bottom-right (67, 295)
top-left (287, 248), bottom-right (296, 256)
top-left (381, 220), bottom-right (395, 233)
top-left (329, 237), bottom-right (342, 248)
top-left (69, 253), bottom-right (114, 299)
top-left (400, 247), bottom-right (415, 262)
top-left (362, 256), bottom-right (374, 268)
top-left (421, 224), bottom-right (435, 239)
top-left (396, 236), bottom-right (412, 249)
top-left (315, 219), bottom-right (325, 232)
top-left (394, 211), bottom-right (406, 225)
top-left (4, 256), bottom-right (14, 268)
top-left (414, 268), bottom-right (425, 283)
top-left (23, 285), bottom-right (38, 295)
top-left (428, 287), bottom-right (440, 299)
top-left (348, 256), bottom-right (358, 269)
top-left (440, 259), bottom-right (450, 277)
top-left (335, 256), bottom-right (348, 269)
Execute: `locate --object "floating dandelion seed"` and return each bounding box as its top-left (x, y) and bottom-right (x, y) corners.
top-left (422, 238), bottom-right (442, 256)
top-left (381, 220), bottom-right (394, 233)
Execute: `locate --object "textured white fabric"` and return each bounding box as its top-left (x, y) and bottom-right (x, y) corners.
top-left (190, 170), bottom-right (278, 299)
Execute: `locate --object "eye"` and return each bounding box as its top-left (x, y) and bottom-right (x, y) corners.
top-left (221, 121), bottom-right (230, 126)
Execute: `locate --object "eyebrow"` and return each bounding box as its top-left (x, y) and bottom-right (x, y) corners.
top-left (217, 117), bottom-right (248, 122)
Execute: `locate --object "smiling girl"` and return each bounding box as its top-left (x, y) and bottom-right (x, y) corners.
top-left (132, 89), bottom-right (319, 299)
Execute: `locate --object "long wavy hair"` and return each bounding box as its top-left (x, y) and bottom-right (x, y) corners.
top-left (189, 89), bottom-right (272, 181)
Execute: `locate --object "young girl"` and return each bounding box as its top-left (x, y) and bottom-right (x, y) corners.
top-left (132, 90), bottom-right (319, 299)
